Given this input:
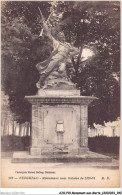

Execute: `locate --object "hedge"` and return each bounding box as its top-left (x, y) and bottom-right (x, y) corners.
top-left (1, 135), bottom-right (120, 154)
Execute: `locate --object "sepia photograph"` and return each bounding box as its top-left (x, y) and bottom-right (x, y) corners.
top-left (1, 1), bottom-right (120, 189)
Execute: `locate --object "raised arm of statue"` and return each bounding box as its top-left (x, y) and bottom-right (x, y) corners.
top-left (38, 6), bottom-right (54, 37)
top-left (43, 23), bottom-right (51, 36)
top-left (43, 22), bottom-right (59, 50)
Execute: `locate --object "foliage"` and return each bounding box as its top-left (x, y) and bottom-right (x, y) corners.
top-left (1, 135), bottom-right (25, 151)
top-left (88, 136), bottom-right (120, 155)
top-left (1, 1), bottom-right (120, 124)
top-left (2, 2), bottom-right (51, 122)
top-left (1, 135), bottom-right (30, 151)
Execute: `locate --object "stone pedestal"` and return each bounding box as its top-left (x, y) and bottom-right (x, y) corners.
top-left (25, 90), bottom-right (97, 156)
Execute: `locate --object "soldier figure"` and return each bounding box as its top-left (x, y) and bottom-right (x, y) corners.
top-left (36, 12), bottom-right (80, 88)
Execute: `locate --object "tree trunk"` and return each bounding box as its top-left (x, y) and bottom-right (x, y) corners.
top-left (14, 126), bottom-right (16, 136)
top-left (26, 122), bottom-right (30, 136)
top-left (12, 120), bottom-right (15, 135)
top-left (19, 123), bottom-right (22, 136)
top-left (3, 119), bottom-right (9, 136)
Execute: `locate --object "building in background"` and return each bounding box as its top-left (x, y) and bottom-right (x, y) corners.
top-left (88, 118), bottom-right (120, 137)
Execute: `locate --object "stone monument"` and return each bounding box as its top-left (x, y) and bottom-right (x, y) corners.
top-left (13, 10), bottom-right (111, 162)
top-left (25, 21), bottom-right (97, 157)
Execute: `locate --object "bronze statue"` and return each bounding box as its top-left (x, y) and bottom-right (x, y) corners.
top-left (36, 9), bottom-right (81, 90)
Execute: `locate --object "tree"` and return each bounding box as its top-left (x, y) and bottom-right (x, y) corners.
top-left (1, 1), bottom-right (120, 125)
top-left (2, 2), bottom-right (51, 123)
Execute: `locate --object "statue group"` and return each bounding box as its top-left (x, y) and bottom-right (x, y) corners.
top-left (36, 10), bottom-right (81, 90)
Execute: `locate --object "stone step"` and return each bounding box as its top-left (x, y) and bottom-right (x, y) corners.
top-left (12, 151), bottom-right (112, 163)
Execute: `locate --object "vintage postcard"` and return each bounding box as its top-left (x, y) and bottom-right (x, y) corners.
top-left (1, 1), bottom-right (121, 189)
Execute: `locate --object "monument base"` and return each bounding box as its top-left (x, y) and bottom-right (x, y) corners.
top-left (25, 90), bottom-right (98, 158)
top-left (12, 151), bottom-right (112, 163)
